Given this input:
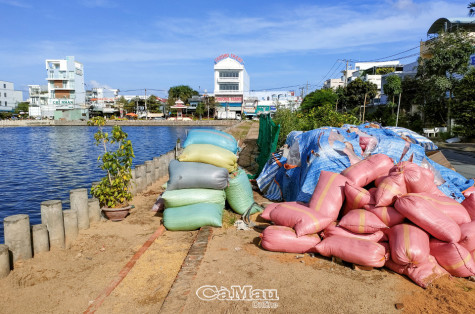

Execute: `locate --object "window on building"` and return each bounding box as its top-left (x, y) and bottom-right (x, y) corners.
top-left (4, 93), bottom-right (6, 97)
top-left (3, 84), bottom-right (5, 88)
top-left (219, 84), bottom-right (239, 91)
top-left (219, 71), bottom-right (239, 78)
top-left (5, 101), bottom-right (7, 106)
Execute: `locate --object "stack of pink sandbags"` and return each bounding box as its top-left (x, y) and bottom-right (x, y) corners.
top-left (259, 154), bottom-right (475, 288)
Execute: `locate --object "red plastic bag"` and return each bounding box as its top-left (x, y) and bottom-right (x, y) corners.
top-left (260, 225), bottom-right (320, 253)
top-left (269, 202), bottom-right (333, 237)
top-left (385, 255), bottom-right (447, 288)
top-left (315, 235), bottom-right (387, 267)
top-left (388, 224), bottom-right (430, 266)
top-left (459, 221), bottom-right (475, 252)
top-left (342, 182), bottom-right (373, 213)
top-left (338, 209), bottom-right (388, 234)
top-left (461, 193), bottom-right (475, 220)
top-left (323, 222), bottom-right (384, 242)
top-left (374, 173), bottom-right (407, 207)
top-left (394, 194), bottom-right (461, 243)
top-left (308, 171), bottom-right (348, 221)
top-left (430, 239), bottom-right (475, 277)
top-left (364, 205), bottom-right (405, 227)
top-left (341, 154), bottom-right (394, 187)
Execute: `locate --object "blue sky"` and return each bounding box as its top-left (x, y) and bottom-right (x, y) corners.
top-left (0, 0), bottom-right (471, 98)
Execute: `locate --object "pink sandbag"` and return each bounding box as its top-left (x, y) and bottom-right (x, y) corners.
top-left (342, 182), bottom-right (373, 213)
top-left (390, 161), bottom-right (443, 195)
top-left (388, 224), bottom-right (430, 266)
top-left (374, 173), bottom-right (407, 207)
top-left (338, 209), bottom-right (388, 234)
top-left (459, 221), bottom-right (475, 252)
top-left (385, 256), bottom-right (448, 288)
top-left (269, 202), bottom-right (333, 237)
top-left (461, 193), bottom-right (475, 220)
top-left (364, 205), bottom-right (405, 227)
top-left (322, 222), bottom-right (385, 242)
top-left (340, 154), bottom-right (394, 187)
top-left (308, 171), bottom-right (349, 221)
top-left (414, 192), bottom-right (471, 225)
top-left (260, 225), bottom-right (320, 253)
top-left (430, 238), bottom-right (475, 277)
top-left (394, 194), bottom-right (461, 243)
top-left (260, 203), bottom-right (280, 221)
top-left (463, 185), bottom-right (475, 197)
top-left (315, 235), bottom-right (386, 267)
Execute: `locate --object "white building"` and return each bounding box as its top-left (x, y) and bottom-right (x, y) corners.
top-left (45, 56), bottom-right (87, 120)
top-left (242, 90), bottom-right (301, 116)
top-left (0, 80), bottom-right (23, 112)
top-left (213, 53), bottom-right (250, 114)
top-left (28, 85), bottom-right (49, 117)
top-left (323, 78), bottom-right (345, 90)
top-left (88, 88), bottom-right (119, 115)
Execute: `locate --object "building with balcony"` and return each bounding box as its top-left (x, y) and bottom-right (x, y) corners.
top-left (87, 88), bottom-right (119, 116)
top-left (45, 56), bottom-right (87, 120)
top-left (27, 85), bottom-right (49, 117)
top-left (0, 80), bottom-right (23, 112)
top-left (213, 53), bottom-right (250, 114)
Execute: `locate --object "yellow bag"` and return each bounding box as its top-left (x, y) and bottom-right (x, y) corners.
top-left (178, 144), bottom-right (237, 172)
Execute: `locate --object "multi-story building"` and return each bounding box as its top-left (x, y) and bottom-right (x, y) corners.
top-left (0, 80), bottom-right (23, 112)
top-left (87, 88), bottom-right (119, 116)
top-left (28, 85), bottom-right (49, 117)
top-left (213, 53), bottom-right (250, 115)
top-left (45, 56), bottom-right (87, 120)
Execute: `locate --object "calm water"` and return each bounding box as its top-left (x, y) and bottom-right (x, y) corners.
top-left (0, 125), bottom-right (214, 243)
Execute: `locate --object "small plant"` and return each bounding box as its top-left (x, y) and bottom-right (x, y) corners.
top-left (88, 117), bottom-right (135, 208)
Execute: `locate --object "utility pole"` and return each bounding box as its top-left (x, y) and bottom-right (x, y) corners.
top-left (306, 81), bottom-right (309, 97)
top-left (344, 60), bottom-right (349, 87)
top-left (144, 88), bottom-right (148, 120)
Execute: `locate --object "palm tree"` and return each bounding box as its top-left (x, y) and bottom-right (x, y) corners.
top-left (469, 2), bottom-right (475, 16)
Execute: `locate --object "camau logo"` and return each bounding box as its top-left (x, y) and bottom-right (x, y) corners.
top-left (196, 285), bottom-right (279, 308)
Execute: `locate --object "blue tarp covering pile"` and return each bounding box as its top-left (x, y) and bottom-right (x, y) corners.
top-left (257, 124), bottom-right (473, 203)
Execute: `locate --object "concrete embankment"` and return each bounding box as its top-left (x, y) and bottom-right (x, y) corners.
top-left (0, 119), bottom-right (238, 127)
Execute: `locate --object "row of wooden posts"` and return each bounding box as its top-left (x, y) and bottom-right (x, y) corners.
top-left (0, 148), bottom-right (178, 279)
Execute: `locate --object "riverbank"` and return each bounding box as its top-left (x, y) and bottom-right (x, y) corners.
top-left (0, 121), bottom-right (474, 313)
top-left (0, 119), bottom-right (239, 128)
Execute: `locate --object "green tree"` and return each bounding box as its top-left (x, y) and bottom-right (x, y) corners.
top-left (417, 30), bottom-right (475, 133)
top-left (147, 95), bottom-right (161, 113)
top-left (300, 88), bottom-right (338, 112)
top-left (453, 68), bottom-right (475, 138)
top-left (383, 75), bottom-right (402, 105)
top-left (167, 85), bottom-right (199, 110)
top-left (342, 78), bottom-right (378, 116)
top-left (195, 102), bottom-right (205, 120)
top-left (469, 2), bottom-right (475, 16)
top-left (14, 102), bottom-right (29, 114)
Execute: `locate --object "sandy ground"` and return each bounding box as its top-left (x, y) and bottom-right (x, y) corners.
top-left (0, 121), bottom-right (474, 313)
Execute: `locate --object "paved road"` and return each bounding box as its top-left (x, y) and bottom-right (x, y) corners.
top-left (440, 149), bottom-right (475, 179)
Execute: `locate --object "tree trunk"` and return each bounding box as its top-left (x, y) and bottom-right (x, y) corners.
top-left (396, 93), bottom-right (402, 127)
top-left (362, 93), bottom-right (367, 122)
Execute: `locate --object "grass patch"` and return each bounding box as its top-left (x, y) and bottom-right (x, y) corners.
top-left (222, 209), bottom-right (239, 229)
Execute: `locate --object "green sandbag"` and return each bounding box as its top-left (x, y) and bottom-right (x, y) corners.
top-left (225, 168), bottom-right (260, 215)
top-left (163, 203), bottom-right (223, 231)
top-left (162, 189), bottom-right (226, 208)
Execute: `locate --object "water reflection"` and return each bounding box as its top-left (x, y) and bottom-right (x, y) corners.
top-left (0, 125), bottom-right (206, 243)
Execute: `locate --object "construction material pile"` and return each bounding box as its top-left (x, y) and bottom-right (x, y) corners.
top-left (257, 124), bottom-right (475, 288)
top-left (162, 128), bottom-right (258, 231)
